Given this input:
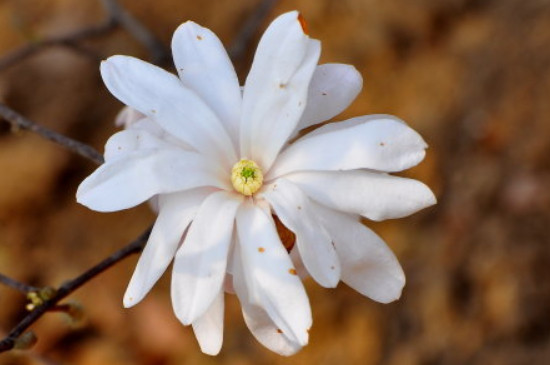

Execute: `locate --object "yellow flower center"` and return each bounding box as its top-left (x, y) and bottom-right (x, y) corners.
top-left (231, 159), bottom-right (263, 196)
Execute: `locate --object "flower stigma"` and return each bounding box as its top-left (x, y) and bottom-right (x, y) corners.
top-left (231, 159), bottom-right (263, 196)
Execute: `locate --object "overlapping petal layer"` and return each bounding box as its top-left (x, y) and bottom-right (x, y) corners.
top-left (124, 188), bottom-right (214, 307)
top-left (286, 170), bottom-right (436, 221)
top-left (172, 191), bottom-right (242, 324)
top-left (268, 115), bottom-right (427, 178)
top-left (236, 201), bottom-right (311, 346)
top-left (77, 149), bottom-right (229, 212)
top-left (241, 11), bottom-right (320, 170)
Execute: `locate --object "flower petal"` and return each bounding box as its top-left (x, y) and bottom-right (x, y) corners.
top-left (172, 21), bottom-right (241, 144)
top-left (100, 56), bottom-right (237, 165)
top-left (240, 11), bottom-right (320, 170)
top-left (115, 106), bottom-right (146, 129)
top-left (261, 179), bottom-right (340, 287)
top-left (286, 170), bottom-right (436, 221)
top-left (123, 188), bottom-right (213, 308)
top-left (235, 201), bottom-right (311, 346)
top-left (268, 115), bottom-right (427, 178)
top-left (292, 63), bottom-right (362, 135)
top-left (232, 244), bottom-right (303, 356)
top-left (192, 288), bottom-right (225, 356)
top-left (77, 149), bottom-right (229, 212)
top-left (171, 191), bottom-right (242, 324)
top-left (104, 128), bottom-right (173, 162)
top-left (313, 202), bottom-right (405, 303)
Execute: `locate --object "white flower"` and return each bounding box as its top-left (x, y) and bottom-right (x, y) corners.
top-left (76, 11), bottom-right (436, 356)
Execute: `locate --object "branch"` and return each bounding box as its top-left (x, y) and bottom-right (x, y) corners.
top-left (0, 103), bottom-right (104, 165)
top-left (0, 0), bottom-right (169, 71)
top-left (0, 226), bottom-right (152, 353)
top-left (100, 0), bottom-right (170, 65)
top-left (228, 0), bottom-right (280, 62)
top-left (0, 19), bottom-right (116, 71)
top-left (0, 273), bottom-right (39, 293)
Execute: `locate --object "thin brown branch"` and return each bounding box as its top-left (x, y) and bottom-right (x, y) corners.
top-left (101, 0), bottom-right (170, 65)
top-left (0, 103), bottom-right (104, 165)
top-left (0, 273), bottom-right (39, 293)
top-left (0, 226), bottom-right (152, 353)
top-left (0, 0), bottom-right (169, 71)
top-left (0, 19), bottom-right (116, 71)
top-left (229, 0), bottom-right (280, 62)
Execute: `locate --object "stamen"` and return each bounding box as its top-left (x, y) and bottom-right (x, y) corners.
top-left (231, 159), bottom-right (263, 196)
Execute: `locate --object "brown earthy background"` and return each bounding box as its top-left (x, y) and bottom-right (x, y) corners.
top-left (1, 0), bottom-right (549, 364)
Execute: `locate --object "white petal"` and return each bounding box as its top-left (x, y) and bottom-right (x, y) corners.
top-left (261, 179), bottom-right (340, 287)
top-left (77, 149), bottom-right (229, 212)
top-left (286, 170), bottom-right (436, 221)
top-left (100, 56), bottom-right (236, 165)
top-left (240, 11), bottom-right (320, 170)
top-left (104, 128), bottom-right (173, 162)
top-left (268, 115), bottom-right (427, 178)
top-left (115, 106), bottom-right (146, 128)
top-left (235, 201), bottom-right (311, 346)
top-left (172, 21), bottom-right (241, 144)
top-left (293, 63), bottom-right (362, 135)
top-left (232, 245), bottom-right (303, 356)
top-left (123, 188), bottom-right (213, 307)
top-left (171, 191), bottom-right (242, 324)
top-left (313, 202), bottom-right (405, 303)
top-left (192, 289), bottom-right (225, 356)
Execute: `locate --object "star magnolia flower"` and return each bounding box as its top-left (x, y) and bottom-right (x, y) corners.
top-left (77, 11), bottom-right (436, 356)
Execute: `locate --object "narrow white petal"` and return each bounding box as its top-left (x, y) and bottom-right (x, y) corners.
top-left (123, 188), bottom-right (213, 307)
top-left (100, 56), bottom-right (236, 165)
top-left (77, 149), bottom-right (229, 212)
top-left (313, 202), bottom-right (405, 303)
top-left (104, 129), bottom-right (173, 162)
top-left (192, 289), bottom-right (225, 356)
top-left (172, 21), bottom-right (241, 144)
top-left (235, 201), bottom-right (311, 346)
top-left (171, 191), bottom-right (242, 324)
top-left (287, 170), bottom-right (437, 221)
top-left (293, 63), bottom-right (362, 135)
top-left (241, 11), bottom-right (320, 170)
top-left (232, 247), bottom-right (303, 356)
top-left (261, 179), bottom-right (340, 287)
top-left (115, 106), bottom-right (146, 128)
top-left (268, 115), bottom-right (427, 178)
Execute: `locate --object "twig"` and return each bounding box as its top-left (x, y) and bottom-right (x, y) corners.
top-left (0, 0), bottom-right (169, 71)
top-left (0, 19), bottom-right (116, 71)
top-left (0, 103), bottom-right (104, 165)
top-left (228, 0), bottom-right (280, 62)
top-left (100, 0), bottom-right (170, 65)
top-left (0, 273), bottom-right (39, 293)
top-left (0, 226), bottom-right (152, 353)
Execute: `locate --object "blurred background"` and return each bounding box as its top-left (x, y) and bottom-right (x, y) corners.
top-left (0, 0), bottom-right (549, 364)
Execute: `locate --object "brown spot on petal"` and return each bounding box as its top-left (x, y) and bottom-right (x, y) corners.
top-left (196, 35), bottom-right (203, 40)
top-left (297, 13), bottom-right (309, 35)
top-left (276, 328), bottom-right (283, 334)
top-left (297, 206), bottom-right (302, 210)
top-left (279, 83), bottom-right (287, 89)
top-left (289, 268), bottom-right (297, 275)
top-left (380, 142), bottom-right (385, 146)
top-left (258, 247), bottom-right (265, 253)
top-left (321, 92), bottom-right (327, 96)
